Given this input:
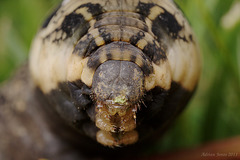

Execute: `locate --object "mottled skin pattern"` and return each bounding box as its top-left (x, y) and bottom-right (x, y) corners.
top-left (0, 0), bottom-right (200, 159)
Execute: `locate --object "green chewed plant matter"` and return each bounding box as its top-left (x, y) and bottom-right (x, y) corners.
top-left (114, 95), bottom-right (128, 105)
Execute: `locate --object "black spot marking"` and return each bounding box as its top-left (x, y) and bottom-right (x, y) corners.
top-left (85, 40), bottom-right (98, 56)
top-left (106, 53), bottom-right (112, 59)
top-left (136, 2), bottom-right (155, 17)
top-left (42, 4), bottom-right (61, 28)
top-left (45, 3), bottom-right (103, 42)
top-left (61, 13), bottom-right (86, 39)
top-left (142, 41), bottom-right (166, 64)
top-left (95, 14), bottom-right (102, 21)
top-left (130, 55), bottom-right (137, 62)
top-left (152, 8), bottom-right (183, 41)
top-left (79, 3), bottom-right (104, 16)
top-left (189, 34), bottom-right (193, 42)
top-left (99, 27), bottom-right (112, 44)
top-left (129, 35), bottom-right (138, 45)
top-left (45, 11), bottom-right (90, 43)
top-left (102, 33), bottom-right (111, 43)
top-left (73, 33), bottom-right (93, 57)
top-left (179, 36), bottom-right (188, 42)
top-left (159, 9), bottom-right (183, 37)
top-left (130, 31), bottom-right (145, 45)
top-left (87, 55), bottom-right (101, 69)
top-left (141, 62), bottom-right (152, 76)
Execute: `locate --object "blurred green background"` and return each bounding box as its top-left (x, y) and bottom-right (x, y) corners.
top-left (0, 0), bottom-right (240, 153)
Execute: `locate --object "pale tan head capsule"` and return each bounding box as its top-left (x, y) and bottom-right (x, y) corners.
top-left (92, 60), bottom-right (144, 146)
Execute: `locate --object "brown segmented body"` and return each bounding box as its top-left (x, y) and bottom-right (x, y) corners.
top-left (30, 0), bottom-right (201, 147)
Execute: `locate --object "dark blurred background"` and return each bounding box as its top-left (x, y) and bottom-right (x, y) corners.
top-left (0, 0), bottom-right (240, 154)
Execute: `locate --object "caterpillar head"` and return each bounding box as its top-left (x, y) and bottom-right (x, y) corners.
top-left (92, 60), bottom-right (144, 146)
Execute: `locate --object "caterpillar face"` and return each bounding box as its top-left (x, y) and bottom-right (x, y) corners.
top-left (29, 0), bottom-right (201, 147)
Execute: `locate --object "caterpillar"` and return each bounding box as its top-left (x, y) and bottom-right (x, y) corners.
top-left (29, 0), bottom-right (201, 148)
